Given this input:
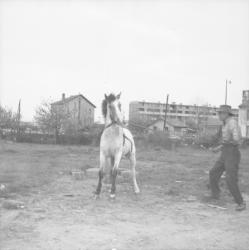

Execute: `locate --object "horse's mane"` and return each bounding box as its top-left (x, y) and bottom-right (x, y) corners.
top-left (101, 93), bottom-right (116, 118)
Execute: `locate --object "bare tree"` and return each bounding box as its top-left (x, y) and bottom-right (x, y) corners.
top-left (34, 100), bottom-right (77, 143)
top-left (0, 105), bottom-right (18, 129)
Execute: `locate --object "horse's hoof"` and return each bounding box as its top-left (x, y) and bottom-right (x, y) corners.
top-left (109, 194), bottom-right (116, 200)
top-left (93, 194), bottom-right (100, 200)
top-left (134, 189), bottom-right (140, 195)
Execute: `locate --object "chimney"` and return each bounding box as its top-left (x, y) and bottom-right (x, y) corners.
top-left (62, 93), bottom-right (65, 101)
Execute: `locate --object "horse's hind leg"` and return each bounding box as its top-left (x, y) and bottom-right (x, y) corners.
top-left (129, 153), bottom-right (140, 194)
top-left (110, 151), bottom-right (122, 199)
top-left (109, 157), bottom-right (115, 186)
top-left (94, 152), bottom-right (106, 198)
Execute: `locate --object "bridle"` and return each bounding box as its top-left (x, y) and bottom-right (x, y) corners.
top-left (105, 120), bottom-right (122, 129)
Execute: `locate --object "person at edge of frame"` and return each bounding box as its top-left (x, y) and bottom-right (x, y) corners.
top-left (207, 104), bottom-right (246, 211)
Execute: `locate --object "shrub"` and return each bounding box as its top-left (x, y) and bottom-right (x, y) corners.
top-left (147, 131), bottom-right (173, 149)
top-left (57, 134), bottom-right (88, 145)
top-left (16, 133), bottom-right (55, 144)
top-left (194, 133), bottom-right (217, 148)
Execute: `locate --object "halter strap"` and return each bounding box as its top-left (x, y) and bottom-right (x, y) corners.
top-left (104, 121), bottom-right (118, 129)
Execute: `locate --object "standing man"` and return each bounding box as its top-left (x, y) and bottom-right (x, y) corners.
top-left (209, 105), bottom-right (246, 211)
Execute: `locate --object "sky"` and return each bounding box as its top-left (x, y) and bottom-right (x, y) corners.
top-left (0, 0), bottom-right (249, 122)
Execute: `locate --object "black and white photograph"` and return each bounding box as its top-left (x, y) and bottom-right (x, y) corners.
top-left (0, 0), bottom-right (249, 249)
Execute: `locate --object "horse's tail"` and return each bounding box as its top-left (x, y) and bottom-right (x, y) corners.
top-left (122, 128), bottom-right (135, 155)
top-left (123, 134), bottom-right (134, 153)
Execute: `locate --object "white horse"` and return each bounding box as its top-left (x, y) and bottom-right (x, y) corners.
top-left (94, 93), bottom-right (140, 199)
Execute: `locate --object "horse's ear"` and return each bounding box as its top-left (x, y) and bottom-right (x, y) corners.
top-left (116, 92), bottom-right (121, 99)
top-left (104, 94), bottom-right (108, 100)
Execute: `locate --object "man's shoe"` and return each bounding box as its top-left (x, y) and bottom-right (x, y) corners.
top-left (235, 202), bottom-right (246, 211)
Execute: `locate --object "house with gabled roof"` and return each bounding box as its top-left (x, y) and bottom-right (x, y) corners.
top-left (145, 118), bottom-right (188, 137)
top-left (51, 93), bottom-right (96, 130)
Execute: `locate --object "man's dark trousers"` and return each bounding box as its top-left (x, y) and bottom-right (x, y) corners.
top-left (209, 144), bottom-right (243, 204)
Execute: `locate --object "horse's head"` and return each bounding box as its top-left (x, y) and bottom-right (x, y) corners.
top-left (102, 92), bottom-right (123, 124)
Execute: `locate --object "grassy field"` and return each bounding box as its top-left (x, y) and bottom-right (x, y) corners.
top-left (0, 141), bottom-right (249, 250)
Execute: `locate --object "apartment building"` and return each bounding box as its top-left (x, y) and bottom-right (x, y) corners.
top-left (129, 101), bottom-right (238, 126)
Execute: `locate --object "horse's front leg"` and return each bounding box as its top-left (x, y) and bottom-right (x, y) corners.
top-left (110, 151), bottom-right (122, 199)
top-left (94, 152), bottom-right (106, 198)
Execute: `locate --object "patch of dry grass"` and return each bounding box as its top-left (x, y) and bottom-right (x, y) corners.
top-left (0, 142), bottom-right (248, 204)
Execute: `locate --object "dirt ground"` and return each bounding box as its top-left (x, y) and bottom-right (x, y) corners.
top-left (0, 141), bottom-right (249, 250)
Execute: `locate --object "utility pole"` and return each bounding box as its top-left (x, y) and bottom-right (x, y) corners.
top-left (225, 80), bottom-right (231, 105)
top-left (17, 99), bottom-right (21, 140)
top-left (195, 105), bottom-right (200, 139)
top-left (163, 94), bottom-right (169, 131)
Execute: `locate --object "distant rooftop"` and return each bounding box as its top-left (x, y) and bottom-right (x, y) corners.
top-left (147, 118), bottom-right (187, 128)
top-left (51, 94), bottom-right (96, 108)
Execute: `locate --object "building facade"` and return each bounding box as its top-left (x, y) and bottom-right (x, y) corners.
top-left (239, 90), bottom-right (249, 138)
top-left (129, 101), bottom-right (238, 127)
top-left (51, 93), bottom-right (96, 131)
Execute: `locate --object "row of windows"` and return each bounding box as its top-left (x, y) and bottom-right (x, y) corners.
top-left (147, 108), bottom-right (161, 112)
top-left (139, 102), bottom-right (220, 111)
top-left (139, 108), bottom-right (218, 116)
top-left (140, 102), bottom-right (184, 108)
top-left (141, 115), bottom-right (185, 122)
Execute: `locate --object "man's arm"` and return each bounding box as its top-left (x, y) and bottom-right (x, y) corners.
top-left (211, 145), bottom-right (223, 153)
top-left (212, 125), bottom-right (222, 145)
top-left (229, 119), bottom-right (242, 145)
top-left (209, 125), bottom-right (223, 153)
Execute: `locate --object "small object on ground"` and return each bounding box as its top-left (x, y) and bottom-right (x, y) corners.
top-left (207, 204), bottom-right (227, 210)
top-left (71, 171), bottom-right (85, 180)
top-left (235, 202), bottom-right (246, 211)
top-left (175, 180), bottom-right (183, 183)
